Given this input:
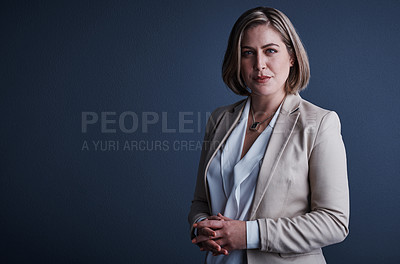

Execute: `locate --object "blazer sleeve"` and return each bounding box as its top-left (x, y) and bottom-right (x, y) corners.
top-left (257, 111), bottom-right (350, 253)
top-left (187, 107), bottom-right (223, 238)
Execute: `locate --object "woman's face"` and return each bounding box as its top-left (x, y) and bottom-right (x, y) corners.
top-left (240, 24), bottom-right (293, 98)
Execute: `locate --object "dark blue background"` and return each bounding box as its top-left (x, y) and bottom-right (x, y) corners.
top-left (1, 0), bottom-right (399, 263)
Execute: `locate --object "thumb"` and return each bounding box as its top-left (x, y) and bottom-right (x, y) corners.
top-left (217, 213), bottom-right (231, 221)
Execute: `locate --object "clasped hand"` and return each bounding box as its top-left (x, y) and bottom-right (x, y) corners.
top-left (192, 213), bottom-right (246, 256)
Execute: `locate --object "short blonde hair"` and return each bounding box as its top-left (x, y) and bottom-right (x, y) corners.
top-left (222, 7), bottom-right (310, 95)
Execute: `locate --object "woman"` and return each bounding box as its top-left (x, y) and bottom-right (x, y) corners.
top-left (188, 7), bottom-right (349, 264)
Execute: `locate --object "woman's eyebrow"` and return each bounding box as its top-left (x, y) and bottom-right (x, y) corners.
top-left (241, 43), bottom-right (280, 49)
top-left (262, 43), bottom-right (280, 48)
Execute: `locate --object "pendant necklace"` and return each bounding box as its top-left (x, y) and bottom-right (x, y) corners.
top-left (249, 106), bottom-right (275, 131)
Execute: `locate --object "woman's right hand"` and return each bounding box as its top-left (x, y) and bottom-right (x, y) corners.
top-left (194, 214), bottom-right (246, 253)
top-left (192, 215), bottom-right (229, 256)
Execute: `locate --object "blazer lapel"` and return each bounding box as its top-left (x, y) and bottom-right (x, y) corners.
top-left (249, 94), bottom-right (301, 219)
top-left (204, 99), bottom-right (247, 172)
top-left (202, 99), bottom-right (247, 204)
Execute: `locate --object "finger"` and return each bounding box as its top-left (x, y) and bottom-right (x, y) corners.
top-left (202, 242), bottom-right (214, 252)
top-left (212, 239), bottom-right (229, 256)
top-left (215, 248), bottom-right (229, 256)
top-left (204, 240), bottom-right (229, 256)
top-left (196, 242), bottom-right (205, 251)
top-left (207, 215), bottom-right (222, 221)
top-left (194, 220), bottom-right (224, 229)
top-left (203, 239), bottom-right (221, 252)
top-left (221, 248), bottom-right (229, 255)
top-left (217, 213), bottom-right (231, 221)
top-left (199, 227), bottom-right (216, 237)
top-left (214, 238), bottom-right (227, 248)
top-left (192, 235), bottom-right (211, 244)
top-left (209, 230), bottom-right (222, 239)
top-left (212, 247), bottom-right (229, 256)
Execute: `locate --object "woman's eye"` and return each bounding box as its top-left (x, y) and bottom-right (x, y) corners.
top-left (266, 49), bottom-right (277, 54)
top-left (241, 50), bottom-right (254, 56)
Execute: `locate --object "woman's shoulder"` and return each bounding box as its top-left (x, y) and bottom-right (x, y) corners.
top-left (297, 96), bottom-right (342, 131)
top-left (203, 98), bottom-right (247, 136)
top-left (209, 98), bottom-right (247, 119)
top-left (299, 97), bottom-right (330, 114)
top-left (298, 96), bottom-right (340, 118)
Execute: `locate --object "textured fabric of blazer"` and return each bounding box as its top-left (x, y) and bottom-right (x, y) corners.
top-left (188, 93), bottom-right (349, 264)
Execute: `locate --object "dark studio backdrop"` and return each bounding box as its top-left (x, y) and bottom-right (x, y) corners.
top-left (1, 0), bottom-right (399, 263)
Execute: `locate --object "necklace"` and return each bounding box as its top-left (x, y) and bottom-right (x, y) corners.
top-left (249, 106), bottom-right (275, 131)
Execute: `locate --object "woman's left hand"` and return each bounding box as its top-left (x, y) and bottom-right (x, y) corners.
top-left (193, 213), bottom-right (246, 252)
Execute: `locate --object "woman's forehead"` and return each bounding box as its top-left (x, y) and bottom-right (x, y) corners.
top-left (241, 24), bottom-right (283, 46)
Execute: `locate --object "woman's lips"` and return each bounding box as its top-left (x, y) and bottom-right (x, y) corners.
top-left (254, 76), bottom-right (271, 83)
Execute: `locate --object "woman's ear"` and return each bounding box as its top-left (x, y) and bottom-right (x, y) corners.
top-left (290, 56), bottom-right (295, 67)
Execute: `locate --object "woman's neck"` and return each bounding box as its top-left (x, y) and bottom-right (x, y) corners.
top-left (250, 92), bottom-right (286, 116)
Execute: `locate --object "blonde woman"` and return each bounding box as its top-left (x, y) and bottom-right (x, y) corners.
top-left (188, 7), bottom-right (349, 264)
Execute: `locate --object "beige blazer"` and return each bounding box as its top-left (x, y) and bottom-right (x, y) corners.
top-left (188, 93), bottom-right (349, 264)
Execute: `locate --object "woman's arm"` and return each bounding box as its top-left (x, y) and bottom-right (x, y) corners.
top-left (188, 124), bottom-right (212, 237)
top-left (188, 106), bottom-right (226, 238)
top-left (257, 111), bottom-right (349, 253)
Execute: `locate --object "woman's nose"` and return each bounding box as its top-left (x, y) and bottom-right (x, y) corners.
top-left (254, 55), bottom-right (267, 71)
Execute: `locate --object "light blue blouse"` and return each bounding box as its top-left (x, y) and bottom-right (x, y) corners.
top-left (205, 97), bottom-right (281, 264)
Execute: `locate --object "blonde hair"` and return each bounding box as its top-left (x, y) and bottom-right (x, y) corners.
top-left (222, 7), bottom-right (310, 95)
